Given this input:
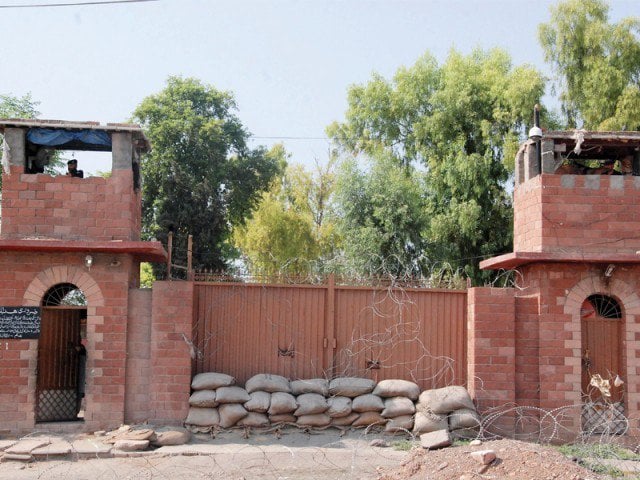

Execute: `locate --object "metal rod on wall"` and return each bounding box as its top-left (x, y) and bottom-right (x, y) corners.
top-left (167, 231), bottom-right (173, 281)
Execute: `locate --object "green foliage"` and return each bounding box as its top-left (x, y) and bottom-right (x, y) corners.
top-left (234, 157), bottom-right (340, 277)
top-left (391, 439), bottom-right (416, 451)
top-left (539, 0), bottom-right (640, 129)
top-left (132, 76), bottom-right (283, 276)
top-left (334, 153), bottom-right (428, 278)
top-left (329, 48), bottom-right (544, 284)
top-left (140, 262), bottom-right (155, 288)
top-left (0, 93), bottom-right (39, 119)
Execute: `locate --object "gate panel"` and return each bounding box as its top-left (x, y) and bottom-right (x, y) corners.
top-left (193, 284), bottom-right (326, 384)
top-left (193, 282), bottom-right (467, 391)
top-left (36, 308), bottom-right (83, 422)
top-left (333, 287), bottom-right (466, 388)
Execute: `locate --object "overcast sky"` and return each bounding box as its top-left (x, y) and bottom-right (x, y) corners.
top-left (0, 0), bottom-right (637, 173)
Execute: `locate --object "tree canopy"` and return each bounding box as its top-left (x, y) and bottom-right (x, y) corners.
top-left (133, 76), bottom-right (283, 275)
top-left (233, 156), bottom-right (340, 277)
top-left (328, 48), bottom-right (544, 283)
top-left (539, 0), bottom-right (640, 129)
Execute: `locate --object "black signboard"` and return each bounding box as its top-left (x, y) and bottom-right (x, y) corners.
top-left (0, 307), bottom-right (41, 339)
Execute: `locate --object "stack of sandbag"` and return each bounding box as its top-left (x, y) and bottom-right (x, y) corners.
top-left (184, 372), bottom-right (480, 436)
top-left (328, 377), bottom-right (383, 428)
top-left (244, 373), bottom-right (295, 426)
top-left (412, 386), bottom-right (481, 438)
top-left (374, 379), bottom-right (419, 434)
top-left (186, 372), bottom-right (253, 429)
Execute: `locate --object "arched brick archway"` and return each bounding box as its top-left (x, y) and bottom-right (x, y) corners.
top-left (564, 275), bottom-right (640, 317)
top-left (562, 274), bottom-right (640, 431)
top-left (22, 266), bottom-right (104, 308)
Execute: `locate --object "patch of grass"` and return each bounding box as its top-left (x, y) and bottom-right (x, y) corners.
top-left (452, 438), bottom-right (472, 447)
top-left (579, 459), bottom-right (625, 478)
top-left (557, 443), bottom-right (640, 461)
top-left (556, 442), bottom-right (638, 478)
top-left (391, 439), bottom-right (415, 451)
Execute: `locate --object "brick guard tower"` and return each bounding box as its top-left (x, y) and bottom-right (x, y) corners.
top-left (0, 119), bottom-right (172, 433)
top-left (472, 131), bottom-right (640, 439)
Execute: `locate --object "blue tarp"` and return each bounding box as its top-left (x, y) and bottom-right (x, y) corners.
top-left (27, 128), bottom-right (112, 148)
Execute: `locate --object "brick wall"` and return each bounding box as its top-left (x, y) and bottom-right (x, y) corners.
top-left (124, 288), bottom-right (152, 424)
top-left (467, 287), bottom-right (516, 436)
top-left (1, 168), bottom-right (140, 241)
top-left (514, 174), bottom-right (640, 254)
top-left (0, 255), bottom-right (137, 433)
top-left (149, 281), bottom-right (194, 425)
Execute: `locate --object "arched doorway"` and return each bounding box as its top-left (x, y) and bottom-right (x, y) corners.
top-left (35, 283), bottom-right (87, 422)
top-left (580, 294), bottom-right (625, 434)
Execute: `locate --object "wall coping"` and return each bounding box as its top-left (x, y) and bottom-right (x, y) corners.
top-left (0, 239), bottom-right (166, 262)
top-left (481, 251), bottom-right (640, 270)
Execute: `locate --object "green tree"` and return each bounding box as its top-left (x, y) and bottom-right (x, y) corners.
top-left (0, 93), bottom-right (39, 119)
top-left (234, 157), bottom-right (340, 277)
top-left (539, 0), bottom-right (640, 129)
top-left (329, 49), bottom-right (545, 283)
top-left (334, 153), bottom-right (428, 278)
top-left (132, 76), bottom-right (283, 276)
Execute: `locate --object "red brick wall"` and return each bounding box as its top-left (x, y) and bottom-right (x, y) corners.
top-left (514, 174), bottom-right (640, 254)
top-left (0, 256), bottom-right (137, 433)
top-left (124, 288), bottom-right (152, 424)
top-left (149, 281), bottom-right (193, 425)
top-left (1, 169), bottom-right (141, 241)
top-left (467, 287), bottom-right (516, 436)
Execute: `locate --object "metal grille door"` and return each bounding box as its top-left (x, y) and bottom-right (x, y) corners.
top-left (35, 308), bottom-right (84, 422)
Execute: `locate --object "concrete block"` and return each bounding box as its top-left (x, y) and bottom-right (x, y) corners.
top-left (419, 429), bottom-right (451, 450)
top-left (470, 449), bottom-right (496, 465)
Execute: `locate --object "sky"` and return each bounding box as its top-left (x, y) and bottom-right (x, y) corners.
top-left (0, 0), bottom-right (637, 174)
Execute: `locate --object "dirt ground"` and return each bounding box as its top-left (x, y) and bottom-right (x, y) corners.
top-left (0, 430), bottom-right (614, 480)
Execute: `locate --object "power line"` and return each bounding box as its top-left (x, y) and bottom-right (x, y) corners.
top-left (251, 136), bottom-right (328, 141)
top-left (0, 0), bottom-right (158, 8)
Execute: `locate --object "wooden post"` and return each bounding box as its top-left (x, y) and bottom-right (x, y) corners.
top-left (323, 273), bottom-right (336, 376)
top-left (187, 234), bottom-right (193, 281)
top-left (166, 231), bottom-right (173, 281)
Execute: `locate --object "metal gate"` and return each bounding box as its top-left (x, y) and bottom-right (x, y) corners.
top-left (35, 307), bottom-right (85, 422)
top-left (580, 295), bottom-right (625, 434)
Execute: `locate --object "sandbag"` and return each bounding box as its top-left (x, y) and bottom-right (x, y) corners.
top-left (296, 414), bottom-right (331, 428)
top-left (373, 379), bottom-right (420, 400)
top-left (351, 394), bottom-right (384, 413)
top-left (326, 396), bottom-right (352, 418)
top-left (244, 391), bottom-right (271, 413)
top-left (237, 412), bottom-right (270, 428)
top-left (331, 412), bottom-right (359, 426)
top-left (290, 378), bottom-right (329, 396)
top-left (412, 411), bottom-right (448, 434)
top-left (215, 386), bottom-right (250, 404)
top-left (294, 393), bottom-right (329, 416)
top-left (245, 373), bottom-right (291, 394)
top-left (384, 415), bottom-right (414, 433)
top-left (191, 372), bottom-right (235, 390)
top-left (269, 413), bottom-right (297, 424)
top-left (352, 411), bottom-right (387, 428)
top-left (448, 408), bottom-right (481, 431)
top-left (329, 377), bottom-right (376, 397)
top-left (185, 407), bottom-right (219, 427)
top-left (418, 386), bottom-right (475, 415)
top-left (218, 403), bottom-right (249, 428)
top-left (189, 390), bottom-right (218, 408)
top-left (267, 392), bottom-right (297, 415)
top-left (381, 397), bottom-right (416, 418)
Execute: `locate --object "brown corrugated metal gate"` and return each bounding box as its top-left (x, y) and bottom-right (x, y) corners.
top-left (192, 278), bottom-right (467, 391)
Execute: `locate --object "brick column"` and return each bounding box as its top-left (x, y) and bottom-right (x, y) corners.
top-left (150, 281), bottom-right (193, 425)
top-left (467, 287), bottom-right (516, 436)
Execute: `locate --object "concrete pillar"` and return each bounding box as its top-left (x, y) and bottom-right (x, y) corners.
top-left (3, 128), bottom-right (26, 171)
top-left (112, 132), bottom-right (133, 171)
